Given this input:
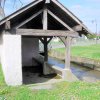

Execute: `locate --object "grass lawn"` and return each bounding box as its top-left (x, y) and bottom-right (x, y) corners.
top-left (0, 65), bottom-right (100, 100)
top-left (55, 44), bottom-right (100, 61)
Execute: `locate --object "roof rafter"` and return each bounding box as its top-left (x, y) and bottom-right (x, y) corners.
top-left (15, 9), bottom-right (43, 29)
top-left (59, 37), bottom-right (66, 46)
top-left (0, 0), bottom-right (90, 35)
top-left (51, 0), bottom-right (82, 25)
top-left (0, 0), bottom-right (42, 25)
top-left (51, 0), bottom-right (91, 33)
top-left (48, 10), bottom-right (74, 32)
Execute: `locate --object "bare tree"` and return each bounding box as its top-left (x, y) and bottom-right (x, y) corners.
top-left (0, 0), bottom-right (6, 8)
top-left (13, 0), bottom-right (23, 9)
top-left (0, 0), bottom-right (6, 19)
top-left (0, 0), bottom-right (23, 20)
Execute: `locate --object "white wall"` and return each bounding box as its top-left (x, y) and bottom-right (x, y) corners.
top-left (1, 34), bottom-right (22, 86)
top-left (22, 37), bottom-right (39, 67)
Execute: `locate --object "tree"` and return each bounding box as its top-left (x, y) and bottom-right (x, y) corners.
top-left (0, 0), bottom-right (5, 19)
top-left (0, 0), bottom-right (23, 20)
top-left (87, 34), bottom-right (96, 39)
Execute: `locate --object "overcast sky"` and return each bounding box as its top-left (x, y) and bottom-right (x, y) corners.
top-left (4, 0), bottom-right (100, 33)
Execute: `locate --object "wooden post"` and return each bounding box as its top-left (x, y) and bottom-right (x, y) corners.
top-left (43, 8), bottom-right (48, 30)
top-left (42, 7), bottom-right (54, 75)
top-left (65, 37), bottom-right (71, 69)
top-left (5, 21), bottom-right (10, 30)
top-left (43, 6), bottom-right (49, 75)
top-left (43, 6), bottom-right (48, 61)
top-left (62, 36), bottom-right (78, 81)
top-left (59, 36), bottom-right (71, 69)
top-left (44, 37), bottom-right (48, 61)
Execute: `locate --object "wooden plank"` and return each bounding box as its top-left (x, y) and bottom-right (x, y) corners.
top-left (16, 29), bottom-right (79, 37)
top-left (15, 10), bottom-right (43, 29)
top-left (48, 10), bottom-right (74, 31)
top-left (5, 21), bottom-right (10, 29)
top-left (0, 0), bottom-right (42, 26)
top-left (65, 37), bottom-right (71, 69)
top-left (43, 8), bottom-right (48, 30)
top-left (59, 37), bottom-right (66, 46)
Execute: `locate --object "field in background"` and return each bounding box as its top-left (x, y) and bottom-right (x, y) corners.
top-left (39, 39), bottom-right (100, 52)
top-left (54, 44), bottom-right (100, 61)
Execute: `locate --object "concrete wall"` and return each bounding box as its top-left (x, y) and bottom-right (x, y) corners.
top-left (22, 37), bottom-right (39, 67)
top-left (1, 34), bottom-right (22, 86)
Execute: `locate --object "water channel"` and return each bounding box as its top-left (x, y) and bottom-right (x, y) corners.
top-left (48, 57), bottom-right (100, 83)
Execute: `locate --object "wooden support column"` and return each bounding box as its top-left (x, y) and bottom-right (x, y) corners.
top-left (43, 6), bottom-right (49, 75)
top-left (42, 7), bottom-right (54, 75)
top-left (65, 37), bottom-right (71, 69)
top-left (43, 8), bottom-right (47, 30)
top-left (44, 37), bottom-right (48, 61)
top-left (43, 7), bottom-right (48, 61)
top-left (59, 36), bottom-right (71, 69)
top-left (62, 36), bottom-right (78, 81)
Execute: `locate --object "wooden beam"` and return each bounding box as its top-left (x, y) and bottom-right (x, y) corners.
top-left (43, 8), bottom-right (48, 30)
top-left (48, 10), bottom-right (74, 31)
top-left (47, 10), bottom-right (82, 32)
top-left (48, 9), bottom-right (83, 32)
top-left (47, 37), bottom-right (53, 44)
top-left (39, 38), bottom-right (44, 44)
top-left (15, 10), bottom-right (43, 29)
top-left (59, 37), bottom-right (66, 46)
top-left (72, 25), bottom-right (82, 31)
top-left (5, 21), bottom-right (10, 30)
top-left (0, 0), bottom-right (43, 26)
top-left (16, 29), bottom-right (79, 37)
top-left (39, 37), bottom-right (52, 44)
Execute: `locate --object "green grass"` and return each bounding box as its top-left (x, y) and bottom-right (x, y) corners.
top-left (55, 44), bottom-right (100, 61)
top-left (0, 65), bottom-right (100, 100)
top-left (0, 65), bottom-right (5, 86)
